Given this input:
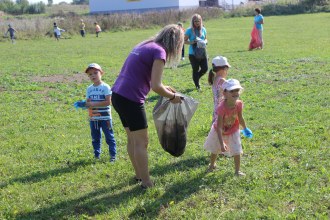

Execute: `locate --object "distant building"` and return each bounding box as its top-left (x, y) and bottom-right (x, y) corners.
top-left (89, 0), bottom-right (200, 14)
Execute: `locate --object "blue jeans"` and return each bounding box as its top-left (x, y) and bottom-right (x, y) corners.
top-left (90, 119), bottom-right (117, 158)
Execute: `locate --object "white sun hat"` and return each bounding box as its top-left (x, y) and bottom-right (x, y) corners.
top-left (212, 56), bottom-right (231, 67)
top-left (222, 79), bottom-right (243, 91)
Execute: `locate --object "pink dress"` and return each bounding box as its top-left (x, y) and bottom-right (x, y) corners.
top-left (211, 76), bottom-right (225, 124)
top-left (204, 100), bottom-right (243, 156)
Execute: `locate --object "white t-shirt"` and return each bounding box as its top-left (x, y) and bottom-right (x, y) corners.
top-left (86, 82), bottom-right (112, 121)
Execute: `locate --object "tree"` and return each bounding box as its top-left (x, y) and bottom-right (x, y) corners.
top-left (48, 0), bottom-right (53, 6)
top-left (72, 0), bottom-right (89, 5)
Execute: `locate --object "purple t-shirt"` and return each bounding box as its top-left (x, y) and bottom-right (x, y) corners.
top-left (112, 41), bottom-right (166, 103)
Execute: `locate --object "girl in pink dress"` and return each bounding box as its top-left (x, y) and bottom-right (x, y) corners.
top-left (204, 79), bottom-right (253, 176)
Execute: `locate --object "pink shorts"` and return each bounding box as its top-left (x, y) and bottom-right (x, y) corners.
top-left (204, 126), bottom-right (243, 156)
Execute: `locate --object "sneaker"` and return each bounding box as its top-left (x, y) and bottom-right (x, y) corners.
top-left (181, 57), bottom-right (185, 60)
top-left (110, 157), bottom-right (116, 163)
top-left (235, 171), bottom-right (246, 176)
top-left (207, 164), bottom-right (217, 173)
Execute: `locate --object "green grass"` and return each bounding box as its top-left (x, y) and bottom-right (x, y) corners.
top-left (0, 13), bottom-right (329, 219)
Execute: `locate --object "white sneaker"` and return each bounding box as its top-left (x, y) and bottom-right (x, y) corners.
top-left (181, 57), bottom-right (185, 60)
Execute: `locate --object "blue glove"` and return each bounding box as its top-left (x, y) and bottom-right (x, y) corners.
top-left (241, 128), bottom-right (253, 138)
top-left (74, 100), bottom-right (87, 110)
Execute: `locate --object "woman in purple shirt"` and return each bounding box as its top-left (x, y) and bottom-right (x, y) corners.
top-left (112, 24), bottom-right (184, 189)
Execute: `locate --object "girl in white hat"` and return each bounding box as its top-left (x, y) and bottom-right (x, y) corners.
top-left (204, 79), bottom-right (253, 176)
top-left (208, 56), bottom-right (231, 124)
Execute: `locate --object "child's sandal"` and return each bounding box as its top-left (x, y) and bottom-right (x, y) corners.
top-left (207, 164), bottom-right (217, 172)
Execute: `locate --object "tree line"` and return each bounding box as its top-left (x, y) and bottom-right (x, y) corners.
top-left (0, 0), bottom-right (89, 15)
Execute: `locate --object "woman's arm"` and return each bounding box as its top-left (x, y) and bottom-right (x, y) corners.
top-left (151, 59), bottom-right (182, 103)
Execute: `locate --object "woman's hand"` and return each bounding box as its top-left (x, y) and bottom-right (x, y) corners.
top-left (169, 93), bottom-right (183, 104)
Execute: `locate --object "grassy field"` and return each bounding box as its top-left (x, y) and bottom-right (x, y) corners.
top-left (0, 13), bottom-right (329, 219)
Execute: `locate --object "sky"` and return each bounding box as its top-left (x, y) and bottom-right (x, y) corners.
top-left (28, 0), bottom-right (73, 4)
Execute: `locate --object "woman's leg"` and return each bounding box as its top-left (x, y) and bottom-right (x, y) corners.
top-left (129, 128), bottom-right (153, 187)
top-left (189, 55), bottom-right (201, 89)
top-left (258, 29), bottom-right (263, 49)
top-left (198, 57), bottom-right (208, 80)
top-left (125, 127), bottom-right (140, 179)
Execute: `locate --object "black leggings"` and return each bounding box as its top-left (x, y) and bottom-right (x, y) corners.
top-left (189, 55), bottom-right (208, 89)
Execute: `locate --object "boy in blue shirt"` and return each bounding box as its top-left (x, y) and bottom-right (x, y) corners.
top-left (85, 63), bottom-right (117, 162)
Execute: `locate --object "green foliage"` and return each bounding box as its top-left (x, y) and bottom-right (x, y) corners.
top-left (0, 0), bottom-right (46, 14)
top-left (0, 13), bottom-right (329, 219)
top-left (72, 0), bottom-right (89, 5)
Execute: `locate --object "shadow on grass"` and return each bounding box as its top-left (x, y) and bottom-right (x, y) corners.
top-left (15, 182), bottom-right (141, 219)
top-left (128, 156), bottom-right (209, 218)
top-left (15, 156), bottom-right (208, 219)
top-left (0, 159), bottom-right (93, 189)
top-left (177, 62), bottom-right (191, 68)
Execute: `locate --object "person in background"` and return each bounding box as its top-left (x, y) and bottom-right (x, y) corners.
top-left (254, 8), bottom-right (264, 49)
top-left (84, 63), bottom-right (117, 163)
top-left (5, 24), bottom-right (18, 44)
top-left (80, 19), bottom-right (86, 37)
top-left (249, 8), bottom-right (264, 50)
top-left (94, 22), bottom-right (102, 37)
top-left (204, 79), bottom-right (252, 176)
top-left (177, 22), bottom-right (185, 60)
top-left (53, 22), bottom-right (65, 41)
top-left (184, 13), bottom-right (208, 91)
top-left (111, 24), bottom-right (184, 189)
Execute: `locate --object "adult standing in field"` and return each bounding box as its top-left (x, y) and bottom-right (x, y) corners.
top-left (80, 19), bottom-right (86, 37)
top-left (249, 8), bottom-right (264, 50)
top-left (111, 24), bottom-right (184, 189)
top-left (184, 13), bottom-right (208, 91)
top-left (5, 24), bottom-right (17, 44)
top-left (94, 22), bottom-right (102, 37)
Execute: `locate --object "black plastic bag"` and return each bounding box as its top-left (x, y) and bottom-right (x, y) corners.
top-left (153, 93), bottom-right (198, 157)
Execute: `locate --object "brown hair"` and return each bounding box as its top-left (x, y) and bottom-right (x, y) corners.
top-left (255, 8), bottom-right (261, 14)
top-left (208, 65), bottom-right (227, 85)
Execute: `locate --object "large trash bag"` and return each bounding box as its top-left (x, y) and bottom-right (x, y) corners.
top-left (153, 93), bottom-right (198, 157)
top-left (249, 24), bottom-right (262, 50)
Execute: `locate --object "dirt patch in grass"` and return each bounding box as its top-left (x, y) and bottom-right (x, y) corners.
top-left (31, 73), bottom-right (88, 83)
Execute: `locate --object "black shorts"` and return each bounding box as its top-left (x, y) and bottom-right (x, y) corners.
top-left (112, 92), bottom-right (148, 131)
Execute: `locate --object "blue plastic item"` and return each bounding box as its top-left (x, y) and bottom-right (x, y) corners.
top-left (241, 127), bottom-right (253, 138)
top-left (74, 100), bottom-right (87, 110)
